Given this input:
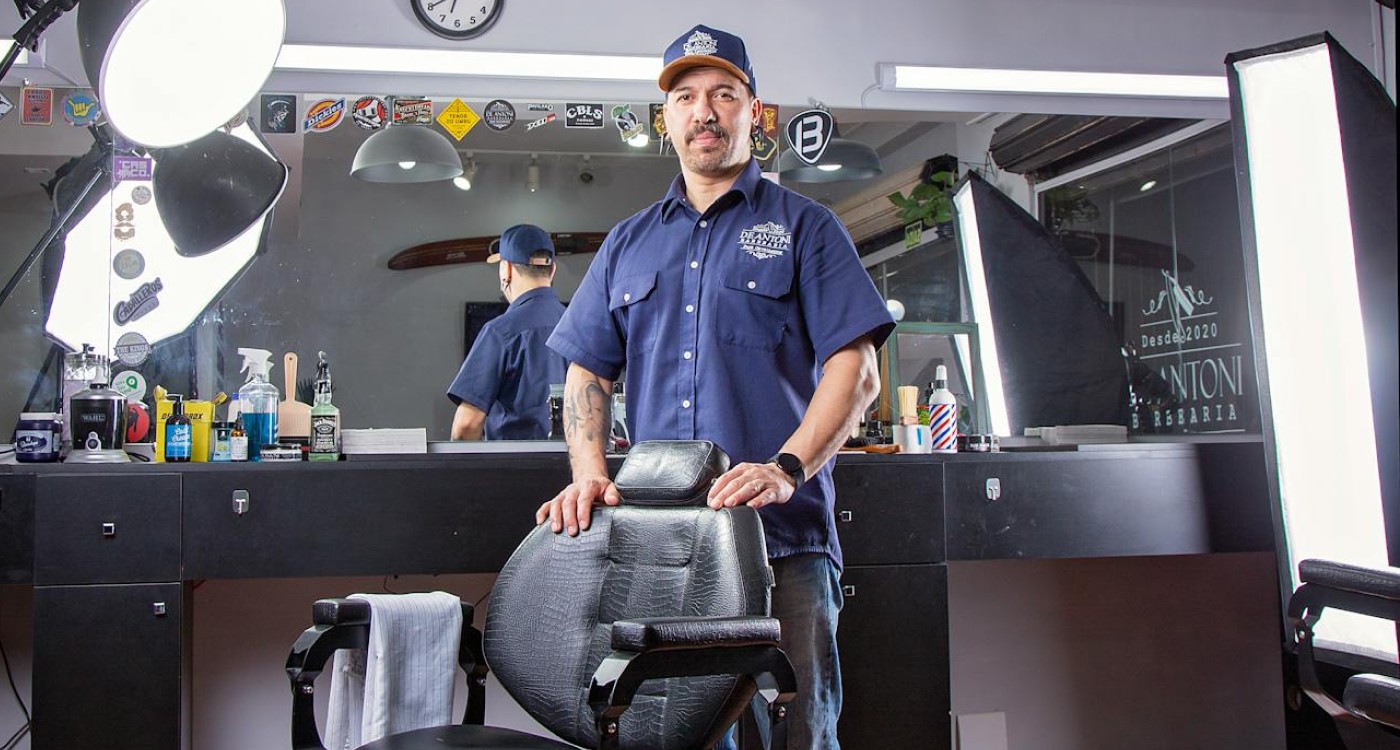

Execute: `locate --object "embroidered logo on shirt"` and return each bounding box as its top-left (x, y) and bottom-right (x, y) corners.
top-left (738, 221), bottom-right (791, 260)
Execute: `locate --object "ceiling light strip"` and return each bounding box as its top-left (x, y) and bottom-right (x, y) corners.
top-left (276, 44), bottom-right (661, 81)
top-left (886, 64), bottom-right (1228, 99)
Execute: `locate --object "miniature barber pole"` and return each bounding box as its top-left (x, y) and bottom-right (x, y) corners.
top-left (928, 365), bottom-right (958, 453)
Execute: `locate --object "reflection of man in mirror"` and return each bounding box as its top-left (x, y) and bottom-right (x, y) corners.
top-left (446, 224), bottom-right (567, 440)
top-left (539, 23), bottom-right (895, 750)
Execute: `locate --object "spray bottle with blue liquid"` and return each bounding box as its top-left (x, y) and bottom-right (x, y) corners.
top-left (237, 348), bottom-right (279, 461)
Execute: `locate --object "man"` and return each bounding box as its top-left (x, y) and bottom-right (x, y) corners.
top-left (447, 224), bottom-right (567, 440)
top-left (541, 24), bottom-right (895, 749)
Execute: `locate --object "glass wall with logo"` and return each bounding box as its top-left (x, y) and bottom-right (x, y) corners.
top-left (1037, 124), bottom-right (1259, 435)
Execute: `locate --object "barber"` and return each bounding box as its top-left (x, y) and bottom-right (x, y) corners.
top-left (540, 24), bottom-right (895, 749)
top-left (447, 224), bottom-right (567, 440)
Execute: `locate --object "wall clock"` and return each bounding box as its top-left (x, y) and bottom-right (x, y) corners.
top-left (410, 0), bottom-right (503, 40)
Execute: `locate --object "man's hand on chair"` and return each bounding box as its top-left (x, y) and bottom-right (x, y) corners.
top-left (537, 473), bottom-right (622, 536)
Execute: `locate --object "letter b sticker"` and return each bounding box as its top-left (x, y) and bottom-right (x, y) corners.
top-left (785, 109), bottom-right (834, 166)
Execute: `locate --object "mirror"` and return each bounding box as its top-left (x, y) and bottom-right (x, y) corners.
top-left (1, 91), bottom-right (1016, 444)
top-left (1, 88), bottom-right (1231, 447)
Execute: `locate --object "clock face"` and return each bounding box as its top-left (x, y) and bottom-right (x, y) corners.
top-left (410, 0), bottom-right (503, 40)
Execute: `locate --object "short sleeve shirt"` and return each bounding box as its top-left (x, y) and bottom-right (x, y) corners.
top-left (548, 160), bottom-right (894, 569)
top-left (448, 287), bottom-right (567, 440)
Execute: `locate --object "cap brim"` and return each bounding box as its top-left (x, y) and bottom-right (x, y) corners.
top-left (658, 57), bottom-right (750, 91)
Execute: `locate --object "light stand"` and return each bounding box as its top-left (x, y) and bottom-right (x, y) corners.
top-left (1, 0), bottom-right (76, 82)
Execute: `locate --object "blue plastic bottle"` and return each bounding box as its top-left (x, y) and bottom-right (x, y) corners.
top-left (237, 348), bottom-right (279, 461)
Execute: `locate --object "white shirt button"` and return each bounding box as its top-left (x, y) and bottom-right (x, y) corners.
top-left (690, 261), bottom-right (699, 269)
top-left (622, 292), bottom-right (632, 302)
top-left (699, 220), bottom-right (708, 228)
top-left (747, 280), bottom-right (757, 290)
top-left (683, 351), bottom-right (692, 360)
top-left (682, 399), bottom-right (692, 409)
top-left (685, 304), bottom-right (695, 313)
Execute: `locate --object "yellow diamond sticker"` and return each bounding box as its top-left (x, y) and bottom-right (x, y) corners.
top-left (437, 99), bottom-right (480, 141)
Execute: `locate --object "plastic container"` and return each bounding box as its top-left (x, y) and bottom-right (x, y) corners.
top-left (14, 412), bottom-right (62, 463)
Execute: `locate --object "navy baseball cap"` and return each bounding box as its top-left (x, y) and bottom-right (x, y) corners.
top-left (487, 224), bottom-right (555, 265)
top-left (658, 24), bottom-right (756, 95)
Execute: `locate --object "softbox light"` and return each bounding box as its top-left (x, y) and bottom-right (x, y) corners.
top-left (1226, 32), bottom-right (1397, 660)
top-left (78, 0), bottom-right (286, 148)
top-left (45, 123), bottom-right (286, 354)
top-left (153, 131), bottom-right (289, 256)
top-left (953, 171), bottom-right (1128, 435)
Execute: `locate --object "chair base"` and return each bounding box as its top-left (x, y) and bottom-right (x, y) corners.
top-left (357, 724), bottom-right (579, 750)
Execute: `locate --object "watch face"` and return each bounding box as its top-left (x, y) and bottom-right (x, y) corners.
top-left (411, 0), bottom-right (503, 40)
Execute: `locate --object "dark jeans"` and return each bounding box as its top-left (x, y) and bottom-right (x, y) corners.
top-left (720, 553), bottom-right (844, 750)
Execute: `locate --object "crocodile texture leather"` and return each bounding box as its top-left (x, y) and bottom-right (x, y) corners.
top-left (613, 441), bottom-right (731, 506)
top-left (485, 504), bottom-right (771, 750)
top-left (610, 616), bottom-right (781, 653)
top-left (1299, 558), bottom-right (1400, 600)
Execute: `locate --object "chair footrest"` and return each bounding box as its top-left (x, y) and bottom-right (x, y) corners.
top-left (611, 616), bottom-right (780, 652)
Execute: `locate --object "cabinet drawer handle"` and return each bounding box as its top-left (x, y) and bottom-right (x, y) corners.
top-left (841, 585), bottom-right (856, 598)
top-left (837, 510), bottom-right (853, 523)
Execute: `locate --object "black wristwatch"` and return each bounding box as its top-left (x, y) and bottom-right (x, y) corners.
top-left (768, 452), bottom-right (806, 490)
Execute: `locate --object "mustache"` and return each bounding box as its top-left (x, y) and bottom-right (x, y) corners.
top-left (686, 123), bottom-right (728, 143)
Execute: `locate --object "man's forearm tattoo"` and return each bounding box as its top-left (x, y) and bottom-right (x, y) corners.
top-left (565, 380), bottom-right (611, 447)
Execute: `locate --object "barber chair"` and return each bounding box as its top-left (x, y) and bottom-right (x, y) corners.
top-left (1288, 558), bottom-right (1400, 749)
top-left (286, 440), bottom-right (797, 750)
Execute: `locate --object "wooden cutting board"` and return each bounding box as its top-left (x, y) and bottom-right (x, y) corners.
top-left (278, 352), bottom-right (311, 440)
top-left (386, 231), bottom-right (607, 270)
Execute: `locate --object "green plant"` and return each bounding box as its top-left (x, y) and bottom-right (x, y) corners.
top-left (887, 170), bottom-right (957, 228)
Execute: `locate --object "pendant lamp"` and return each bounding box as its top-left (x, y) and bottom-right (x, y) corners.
top-left (351, 124), bottom-right (465, 183)
top-left (77, 0), bottom-right (287, 148)
top-left (778, 135), bottom-right (883, 183)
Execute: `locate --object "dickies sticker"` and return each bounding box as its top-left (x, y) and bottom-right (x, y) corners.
top-left (304, 98), bottom-right (346, 132)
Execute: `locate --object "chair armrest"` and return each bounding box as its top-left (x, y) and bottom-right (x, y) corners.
top-left (588, 619), bottom-right (798, 749)
top-left (287, 602), bottom-right (371, 750)
top-left (1287, 559), bottom-right (1400, 746)
top-left (1345, 673), bottom-right (1400, 730)
top-left (610, 616), bottom-right (781, 652)
top-left (1300, 559), bottom-right (1400, 602)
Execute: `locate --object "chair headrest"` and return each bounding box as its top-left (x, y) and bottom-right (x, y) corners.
top-left (614, 440), bottom-right (731, 506)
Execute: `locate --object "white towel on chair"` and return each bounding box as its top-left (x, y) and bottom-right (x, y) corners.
top-left (324, 591), bottom-right (463, 749)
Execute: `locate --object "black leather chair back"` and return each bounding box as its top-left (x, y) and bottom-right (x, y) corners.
top-left (485, 504), bottom-right (771, 749)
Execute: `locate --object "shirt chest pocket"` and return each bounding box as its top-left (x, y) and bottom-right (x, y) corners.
top-left (717, 261), bottom-right (795, 351)
top-left (609, 271), bottom-right (660, 348)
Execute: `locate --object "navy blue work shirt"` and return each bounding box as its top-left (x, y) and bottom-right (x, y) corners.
top-left (448, 287), bottom-right (567, 440)
top-left (548, 159), bottom-right (895, 569)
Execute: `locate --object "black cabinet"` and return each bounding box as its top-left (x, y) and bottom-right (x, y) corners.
top-left (836, 564), bottom-right (949, 749)
top-left (32, 583), bottom-right (189, 750)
